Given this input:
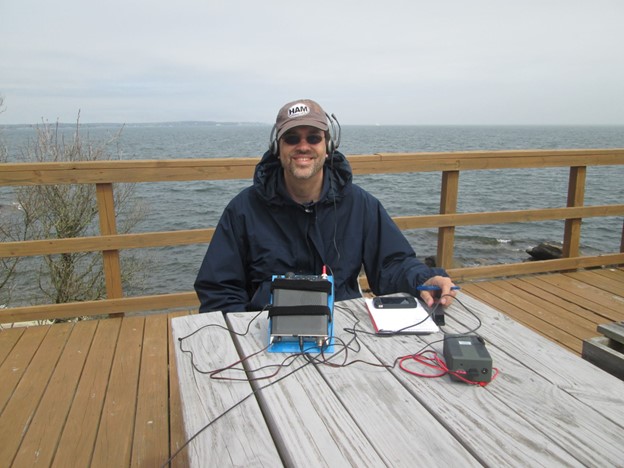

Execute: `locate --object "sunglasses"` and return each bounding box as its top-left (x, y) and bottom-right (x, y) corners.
top-left (281, 134), bottom-right (324, 146)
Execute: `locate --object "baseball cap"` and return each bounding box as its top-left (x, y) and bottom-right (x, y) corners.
top-left (275, 99), bottom-right (329, 140)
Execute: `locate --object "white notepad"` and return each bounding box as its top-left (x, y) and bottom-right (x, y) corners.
top-left (365, 297), bottom-right (439, 334)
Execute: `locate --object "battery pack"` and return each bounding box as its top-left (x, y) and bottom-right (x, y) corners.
top-left (443, 335), bottom-right (493, 383)
top-left (268, 275), bottom-right (334, 353)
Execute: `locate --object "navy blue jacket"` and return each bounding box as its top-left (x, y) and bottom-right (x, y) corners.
top-left (194, 150), bottom-right (447, 312)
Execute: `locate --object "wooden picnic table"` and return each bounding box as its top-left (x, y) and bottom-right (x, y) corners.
top-left (171, 293), bottom-right (624, 467)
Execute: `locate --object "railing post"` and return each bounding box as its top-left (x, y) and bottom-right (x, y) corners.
top-left (563, 166), bottom-right (586, 258)
top-left (96, 183), bottom-right (123, 301)
top-left (437, 170), bottom-right (459, 270)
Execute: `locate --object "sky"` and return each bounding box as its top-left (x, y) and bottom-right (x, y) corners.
top-left (1, 0), bottom-right (623, 125)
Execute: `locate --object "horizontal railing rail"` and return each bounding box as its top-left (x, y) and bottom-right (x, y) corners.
top-left (1, 148), bottom-right (623, 323)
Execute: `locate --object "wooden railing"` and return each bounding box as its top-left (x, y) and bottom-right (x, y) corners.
top-left (2, 148), bottom-right (624, 323)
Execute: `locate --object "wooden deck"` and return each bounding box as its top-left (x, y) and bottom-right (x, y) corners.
top-left (0, 269), bottom-right (622, 466)
top-left (0, 311), bottom-right (193, 467)
top-left (461, 266), bottom-right (624, 356)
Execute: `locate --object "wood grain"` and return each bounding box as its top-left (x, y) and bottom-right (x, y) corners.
top-left (171, 312), bottom-right (282, 466)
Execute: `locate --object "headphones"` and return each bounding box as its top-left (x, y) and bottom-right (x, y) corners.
top-left (269, 112), bottom-right (341, 157)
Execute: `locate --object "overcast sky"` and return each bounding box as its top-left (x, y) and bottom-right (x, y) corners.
top-left (1, 0), bottom-right (623, 125)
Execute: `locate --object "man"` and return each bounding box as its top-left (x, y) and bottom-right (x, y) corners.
top-left (195, 99), bottom-right (457, 313)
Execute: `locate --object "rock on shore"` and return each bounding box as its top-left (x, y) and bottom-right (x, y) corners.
top-left (526, 242), bottom-right (563, 260)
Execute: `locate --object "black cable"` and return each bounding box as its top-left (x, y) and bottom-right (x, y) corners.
top-left (161, 356), bottom-right (314, 468)
top-left (177, 309), bottom-right (265, 376)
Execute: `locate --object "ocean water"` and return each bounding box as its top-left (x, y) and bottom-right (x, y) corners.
top-left (1, 123), bottom-right (623, 302)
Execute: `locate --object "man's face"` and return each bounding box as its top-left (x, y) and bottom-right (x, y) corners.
top-left (278, 126), bottom-right (326, 182)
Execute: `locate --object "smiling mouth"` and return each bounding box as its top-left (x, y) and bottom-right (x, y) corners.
top-left (292, 156), bottom-right (314, 162)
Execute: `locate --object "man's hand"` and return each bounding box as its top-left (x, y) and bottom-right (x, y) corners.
top-left (419, 276), bottom-right (458, 307)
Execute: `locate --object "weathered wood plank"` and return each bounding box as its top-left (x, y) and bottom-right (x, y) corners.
top-left (12, 320), bottom-right (97, 467)
top-left (351, 295), bottom-right (624, 465)
top-left (312, 308), bottom-right (481, 466)
top-left (450, 295), bottom-right (624, 465)
top-left (52, 318), bottom-right (122, 468)
top-left (454, 294), bottom-right (624, 427)
top-left (0, 323), bottom-right (72, 464)
top-left (339, 299), bottom-right (585, 466)
top-left (171, 312), bottom-right (282, 466)
top-left (131, 314), bottom-right (170, 467)
top-left (91, 316), bottom-right (145, 468)
top-left (167, 311), bottom-right (192, 468)
top-left (226, 311), bottom-right (387, 467)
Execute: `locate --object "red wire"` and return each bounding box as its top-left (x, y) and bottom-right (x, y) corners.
top-left (398, 350), bottom-right (499, 387)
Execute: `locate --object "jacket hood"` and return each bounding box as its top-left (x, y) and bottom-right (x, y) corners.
top-left (253, 150), bottom-right (353, 206)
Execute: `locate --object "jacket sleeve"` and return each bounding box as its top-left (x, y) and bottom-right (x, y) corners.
top-left (362, 199), bottom-right (448, 297)
top-left (194, 205), bottom-right (250, 313)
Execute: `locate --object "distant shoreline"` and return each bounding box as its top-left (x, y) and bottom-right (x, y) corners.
top-left (0, 121), bottom-right (270, 130)
top-left (3, 122), bottom-right (624, 130)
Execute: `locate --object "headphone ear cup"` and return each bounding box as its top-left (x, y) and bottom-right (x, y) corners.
top-left (269, 124), bottom-right (279, 156)
top-left (324, 112), bottom-right (339, 157)
top-left (326, 138), bottom-right (335, 156)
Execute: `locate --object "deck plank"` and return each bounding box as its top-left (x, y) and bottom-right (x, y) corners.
top-left (167, 311), bottom-right (192, 468)
top-left (536, 274), bottom-right (624, 320)
top-left (509, 277), bottom-right (608, 326)
top-left (0, 326), bottom-right (25, 363)
top-left (460, 282), bottom-right (581, 353)
top-left (0, 323), bottom-right (72, 464)
top-left (0, 326), bottom-right (47, 414)
top-left (462, 269), bottom-right (624, 356)
top-left (590, 267), bottom-right (624, 285)
top-left (131, 314), bottom-right (170, 467)
top-left (13, 320), bottom-right (97, 467)
top-left (52, 318), bottom-right (122, 468)
top-left (494, 279), bottom-right (598, 338)
top-left (91, 316), bottom-right (145, 468)
top-left (564, 269), bottom-right (624, 296)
